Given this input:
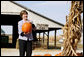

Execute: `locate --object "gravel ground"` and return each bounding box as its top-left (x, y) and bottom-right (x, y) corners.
top-left (1, 48), bottom-right (61, 56)
top-left (1, 48), bottom-right (83, 56)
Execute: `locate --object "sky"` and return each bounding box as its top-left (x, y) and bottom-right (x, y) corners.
top-left (1, 1), bottom-right (83, 36)
top-left (14, 1), bottom-right (71, 36)
top-left (14, 1), bottom-right (71, 25)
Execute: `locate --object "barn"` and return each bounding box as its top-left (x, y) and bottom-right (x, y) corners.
top-left (1, 1), bottom-right (64, 48)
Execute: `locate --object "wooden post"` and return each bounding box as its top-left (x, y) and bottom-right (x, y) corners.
top-left (39, 33), bottom-right (40, 42)
top-left (43, 32), bottom-right (45, 44)
top-left (47, 31), bottom-right (49, 49)
top-left (54, 30), bottom-right (56, 48)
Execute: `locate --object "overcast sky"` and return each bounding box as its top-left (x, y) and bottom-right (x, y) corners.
top-left (14, 1), bottom-right (71, 25)
top-left (14, 1), bottom-right (71, 36)
top-left (1, 1), bottom-right (83, 36)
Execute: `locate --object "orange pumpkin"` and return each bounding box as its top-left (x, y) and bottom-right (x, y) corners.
top-left (55, 52), bottom-right (62, 56)
top-left (55, 54), bottom-right (59, 56)
top-left (22, 22), bottom-right (32, 33)
top-left (58, 52), bottom-right (62, 55)
top-left (44, 54), bottom-right (52, 56)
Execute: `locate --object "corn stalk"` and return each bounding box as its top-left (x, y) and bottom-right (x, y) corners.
top-left (62, 1), bottom-right (83, 56)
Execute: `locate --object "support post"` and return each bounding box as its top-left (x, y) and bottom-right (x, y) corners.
top-left (43, 32), bottom-right (45, 44)
top-left (47, 31), bottom-right (49, 49)
top-left (39, 33), bottom-right (40, 42)
top-left (54, 30), bottom-right (56, 48)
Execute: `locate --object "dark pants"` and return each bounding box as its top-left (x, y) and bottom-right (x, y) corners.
top-left (19, 39), bottom-right (32, 56)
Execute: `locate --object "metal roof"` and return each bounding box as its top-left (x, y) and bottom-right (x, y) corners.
top-left (10, 1), bottom-right (64, 27)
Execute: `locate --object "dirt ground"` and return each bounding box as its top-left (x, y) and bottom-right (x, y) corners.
top-left (1, 47), bottom-right (83, 56)
top-left (1, 36), bottom-right (83, 56)
top-left (1, 48), bottom-right (61, 56)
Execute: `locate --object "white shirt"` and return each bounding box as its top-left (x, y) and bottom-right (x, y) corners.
top-left (18, 19), bottom-right (33, 41)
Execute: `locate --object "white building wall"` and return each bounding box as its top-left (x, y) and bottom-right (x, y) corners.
top-left (1, 1), bottom-right (24, 15)
top-left (28, 11), bottom-right (63, 28)
top-left (1, 1), bottom-right (63, 28)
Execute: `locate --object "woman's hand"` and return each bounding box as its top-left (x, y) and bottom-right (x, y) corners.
top-left (20, 32), bottom-right (25, 36)
top-left (32, 27), bottom-right (36, 31)
top-left (20, 32), bottom-right (31, 36)
top-left (24, 32), bottom-right (31, 34)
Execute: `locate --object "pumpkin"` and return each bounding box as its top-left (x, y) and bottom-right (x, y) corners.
top-left (44, 54), bottom-right (52, 56)
top-left (55, 54), bottom-right (59, 56)
top-left (22, 22), bottom-right (32, 33)
top-left (55, 52), bottom-right (63, 56)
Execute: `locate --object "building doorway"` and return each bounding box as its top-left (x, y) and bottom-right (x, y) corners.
top-left (1, 14), bottom-right (21, 48)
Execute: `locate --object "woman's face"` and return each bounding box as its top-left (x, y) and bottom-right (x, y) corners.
top-left (22, 13), bottom-right (28, 20)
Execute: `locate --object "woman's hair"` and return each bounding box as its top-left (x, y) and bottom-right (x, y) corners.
top-left (20, 10), bottom-right (28, 17)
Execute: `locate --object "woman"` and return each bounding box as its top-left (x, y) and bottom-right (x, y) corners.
top-left (18, 10), bottom-right (34, 56)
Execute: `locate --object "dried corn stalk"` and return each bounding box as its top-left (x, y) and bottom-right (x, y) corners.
top-left (62, 1), bottom-right (83, 56)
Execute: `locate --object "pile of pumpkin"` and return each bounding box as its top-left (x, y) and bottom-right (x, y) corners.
top-left (32, 52), bottom-right (83, 56)
top-left (33, 52), bottom-right (63, 56)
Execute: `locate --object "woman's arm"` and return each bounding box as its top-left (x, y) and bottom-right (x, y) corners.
top-left (18, 21), bottom-right (25, 36)
top-left (32, 24), bottom-right (36, 31)
top-left (18, 21), bottom-right (22, 35)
